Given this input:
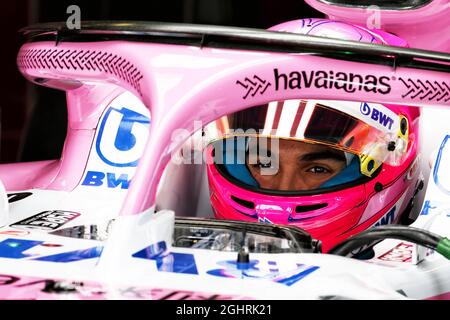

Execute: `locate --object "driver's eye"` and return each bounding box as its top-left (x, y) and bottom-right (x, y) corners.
top-left (307, 166), bottom-right (330, 174)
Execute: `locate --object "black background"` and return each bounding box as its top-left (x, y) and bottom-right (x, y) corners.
top-left (0, 0), bottom-right (321, 163)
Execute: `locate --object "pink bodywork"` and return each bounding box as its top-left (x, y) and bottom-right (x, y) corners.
top-left (0, 274), bottom-right (251, 300)
top-left (305, 0), bottom-right (450, 52)
top-left (206, 18), bottom-right (423, 251)
top-left (0, 12), bottom-right (447, 223)
top-left (0, 2), bottom-right (447, 302)
top-left (269, 17), bottom-right (408, 47)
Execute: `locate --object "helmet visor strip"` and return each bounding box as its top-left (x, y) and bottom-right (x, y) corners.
top-left (206, 100), bottom-right (409, 178)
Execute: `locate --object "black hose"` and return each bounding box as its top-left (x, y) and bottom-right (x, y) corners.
top-left (328, 225), bottom-right (441, 257)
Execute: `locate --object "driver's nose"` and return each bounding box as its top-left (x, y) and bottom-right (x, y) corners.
top-left (273, 167), bottom-right (302, 191)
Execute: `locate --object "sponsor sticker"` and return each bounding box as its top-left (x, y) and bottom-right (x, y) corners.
top-left (80, 91), bottom-right (151, 190)
top-left (7, 193), bottom-right (32, 204)
top-left (10, 211), bottom-right (81, 231)
top-left (359, 102), bottom-right (394, 130)
top-left (272, 69), bottom-right (391, 94)
top-left (96, 106), bottom-right (150, 168)
top-left (377, 242), bottom-right (413, 263)
top-left (207, 259), bottom-right (319, 287)
top-left (236, 69), bottom-right (392, 100)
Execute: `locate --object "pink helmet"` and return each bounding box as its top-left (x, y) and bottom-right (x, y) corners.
top-left (206, 19), bottom-right (422, 252)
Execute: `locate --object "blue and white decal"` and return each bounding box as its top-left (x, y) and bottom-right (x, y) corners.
top-left (132, 241), bottom-right (320, 283)
top-left (0, 239), bottom-right (196, 269)
top-left (0, 238), bottom-right (102, 263)
top-left (82, 171), bottom-right (131, 189)
top-left (132, 241), bottom-right (198, 275)
top-left (420, 200), bottom-right (450, 217)
top-left (420, 200), bottom-right (437, 216)
top-left (96, 107), bottom-right (150, 167)
top-left (360, 102), bottom-right (395, 130)
top-left (80, 91), bottom-right (151, 190)
top-left (207, 260), bottom-right (319, 286)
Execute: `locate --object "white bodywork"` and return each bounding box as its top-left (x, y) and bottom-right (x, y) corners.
top-left (0, 94), bottom-right (449, 300)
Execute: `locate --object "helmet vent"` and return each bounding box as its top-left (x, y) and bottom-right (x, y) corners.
top-left (295, 203), bottom-right (328, 213)
top-left (231, 196), bottom-right (255, 209)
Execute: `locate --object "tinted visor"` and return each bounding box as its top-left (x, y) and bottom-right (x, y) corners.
top-left (205, 100), bottom-right (407, 191)
top-left (210, 100), bottom-right (394, 163)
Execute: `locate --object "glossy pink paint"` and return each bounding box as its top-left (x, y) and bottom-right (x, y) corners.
top-left (5, 15), bottom-right (448, 217)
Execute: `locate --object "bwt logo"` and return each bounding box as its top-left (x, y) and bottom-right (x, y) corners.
top-left (360, 102), bottom-right (394, 130)
top-left (81, 106), bottom-right (150, 189)
top-left (96, 107), bottom-right (150, 167)
top-left (82, 171), bottom-right (131, 189)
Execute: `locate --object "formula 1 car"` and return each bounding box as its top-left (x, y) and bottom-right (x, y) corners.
top-left (0, 0), bottom-right (449, 300)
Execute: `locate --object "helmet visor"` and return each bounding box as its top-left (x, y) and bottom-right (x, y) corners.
top-left (206, 99), bottom-right (408, 179)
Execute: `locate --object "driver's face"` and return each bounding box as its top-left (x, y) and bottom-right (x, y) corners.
top-left (247, 139), bottom-right (346, 191)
